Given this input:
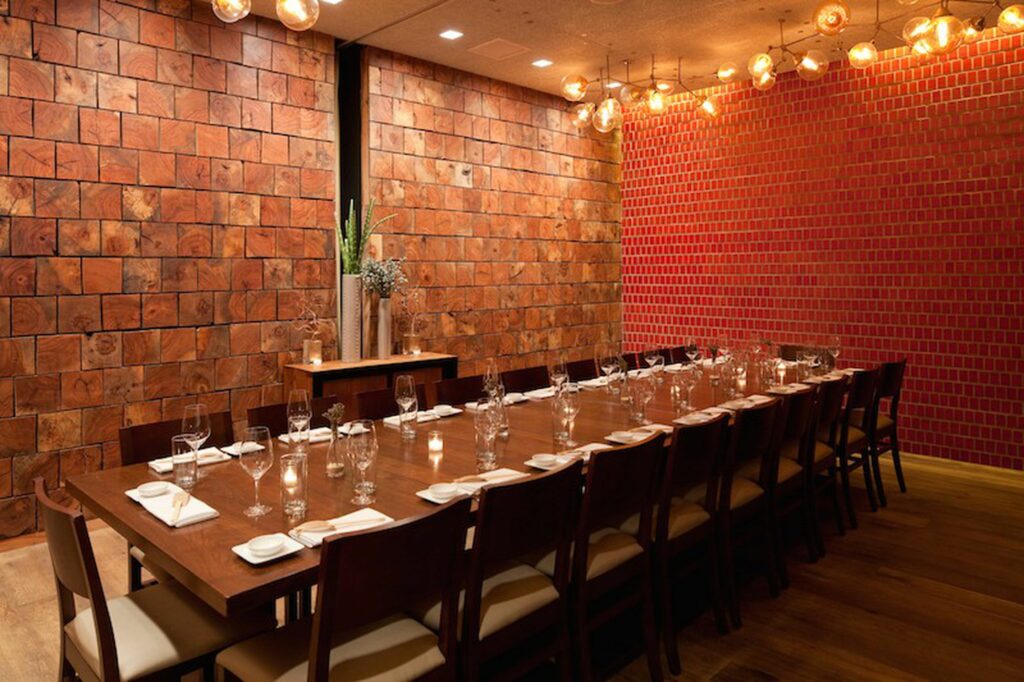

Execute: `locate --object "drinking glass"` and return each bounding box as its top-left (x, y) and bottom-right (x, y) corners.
top-left (649, 354), bottom-right (666, 383)
top-left (684, 336), bottom-right (700, 363)
top-left (644, 346), bottom-right (661, 368)
top-left (170, 434), bottom-right (197, 492)
top-left (715, 336), bottom-right (730, 361)
top-left (548, 352), bottom-right (568, 389)
top-left (605, 361), bottom-right (623, 395)
top-left (347, 420), bottom-right (378, 505)
top-left (483, 358), bottom-right (501, 395)
top-left (559, 384), bottom-right (581, 447)
top-left (287, 389), bottom-right (311, 450)
top-left (599, 345), bottom-right (621, 393)
top-left (394, 374), bottom-right (418, 441)
top-left (280, 452), bottom-right (308, 515)
top-left (626, 373), bottom-right (655, 424)
top-left (671, 367), bottom-right (699, 416)
top-left (474, 397), bottom-right (500, 470)
top-left (239, 426), bottom-right (273, 517)
top-left (181, 403), bottom-right (211, 453)
top-left (492, 382), bottom-right (510, 435)
top-left (827, 335), bottom-right (841, 369)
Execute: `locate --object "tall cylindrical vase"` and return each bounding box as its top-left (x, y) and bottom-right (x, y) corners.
top-left (340, 274), bottom-right (362, 362)
top-left (377, 298), bottom-right (392, 359)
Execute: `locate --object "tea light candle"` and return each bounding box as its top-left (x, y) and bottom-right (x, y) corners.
top-left (283, 466), bottom-right (298, 489)
top-left (311, 357), bottom-right (322, 366)
top-left (428, 431), bottom-right (444, 453)
top-left (280, 453), bottom-right (308, 514)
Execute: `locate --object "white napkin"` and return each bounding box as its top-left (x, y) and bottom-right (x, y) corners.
top-left (277, 426), bottom-right (332, 444)
top-left (664, 363), bottom-right (684, 372)
top-left (720, 399), bottom-right (754, 410)
top-left (627, 368), bottom-right (652, 378)
top-left (454, 468), bottom-right (527, 493)
top-left (606, 430), bottom-right (647, 445)
top-left (288, 508), bottom-right (394, 548)
top-left (703, 406), bottom-right (734, 416)
top-left (748, 394), bottom-right (773, 404)
top-left (125, 484), bottom-right (218, 528)
top-left (634, 423), bottom-right (674, 434)
top-left (221, 441), bottom-right (265, 456)
top-left (148, 447), bottom-right (230, 474)
top-left (383, 410), bottom-right (440, 427)
top-left (579, 376), bottom-right (609, 388)
top-left (675, 412), bottom-right (715, 426)
top-left (525, 387), bottom-right (556, 400)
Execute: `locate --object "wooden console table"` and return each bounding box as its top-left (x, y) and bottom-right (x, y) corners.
top-left (283, 353), bottom-right (458, 403)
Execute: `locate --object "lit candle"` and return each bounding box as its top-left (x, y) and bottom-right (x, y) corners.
top-left (428, 431), bottom-right (444, 453)
top-left (311, 357), bottom-right (322, 366)
top-left (283, 465), bottom-right (298, 489)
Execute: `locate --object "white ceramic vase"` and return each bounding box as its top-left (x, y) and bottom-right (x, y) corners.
top-left (377, 298), bottom-right (392, 359)
top-left (340, 274), bottom-right (362, 361)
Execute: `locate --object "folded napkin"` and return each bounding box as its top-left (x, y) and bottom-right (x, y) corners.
top-left (221, 441), bottom-right (266, 456)
top-left (277, 426), bottom-right (332, 445)
top-left (525, 387), bottom-right (557, 400)
top-left (634, 423), bottom-right (674, 434)
top-left (606, 430), bottom-right (648, 445)
top-left (125, 485), bottom-right (218, 528)
top-left (383, 410), bottom-right (440, 427)
top-left (148, 447), bottom-right (230, 474)
top-left (675, 412), bottom-right (715, 426)
top-left (579, 376), bottom-right (609, 388)
top-left (454, 468), bottom-right (527, 494)
top-left (703, 406), bottom-right (734, 416)
top-left (720, 399), bottom-right (754, 410)
top-left (627, 368), bottom-right (651, 378)
top-left (747, 394), bottom-right (773, 404)
top-left (664, 363), bottom-right (684, 372)
top-left (289, 508), bottom-right (394, 548)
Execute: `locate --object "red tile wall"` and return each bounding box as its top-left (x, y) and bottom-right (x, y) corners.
top-left (365, 48), bottom-right (622, 376)
top-left (621, 32), bottom-right (1024, 470)
top-left (0, 0), bottom-right (337, 535)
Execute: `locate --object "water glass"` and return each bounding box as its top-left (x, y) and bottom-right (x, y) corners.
top-left (548, 352), bottom-right (568, 389)
top-left (347, 420), bottom-right (378, 505)
top-left (627, 374), bottom-right (654, 424)
top-left (492, 383), bottom-right (510, 435)
top-left (170, 434), bottom-right (197, 492)
top-left (394, 375), bottom-right (418, 441)
top-left (474, 399), bottom-right (499, 470)
top-left (280, 452), bottom-right (308, 515)
top-left (649, 354), bottom-right (666, 383)
top-left (287, 389), bottom-right (312, 451)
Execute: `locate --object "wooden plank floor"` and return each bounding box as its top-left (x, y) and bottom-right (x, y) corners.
top-left (2, 454), bottom-right (1022, 681)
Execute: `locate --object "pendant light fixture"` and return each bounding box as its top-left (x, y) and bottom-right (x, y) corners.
top-left (560, 74), bottom-right (589, 102)
top-left (593, 63), bottom-right (623, 134)
top-left (903, 16), bottom-right (933, 45)
top-left (569, 102), bottom-right (596, 130)
top-left (921, 2), bottom-right (965, 55)
top-left (717, 62), bottom-right (739, 83)
top-left (276, 0), bottom-right (319, 31)
top-left (796, 49), bottom-right (830, 80)
top-left (963, 16), bottom-right (985, 43)
top-left (747, 52), bottom-right (774, 78)
top-left (212, 0), bottom-right (250, 22)
top-left (849, 0), bottom-right (881, 69)
top-left (999, 4), bottom-right (1024, 34)
top-left (812, 0), bottom-right (851, 36)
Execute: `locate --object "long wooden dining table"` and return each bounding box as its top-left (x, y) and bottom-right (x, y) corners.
top-left (66, 364), bottom-right (809, 618)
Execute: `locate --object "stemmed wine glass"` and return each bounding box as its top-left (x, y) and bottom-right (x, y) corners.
top-left (671, 366), bottom-right (700, 415)
top-left (348, 420), bottom-right (378, 505)
top-left (597, 343), bottom-right (620, 392)
top-left (626, 373), bottom-right (655, 424)
top-left (827, 335), bottom-right (841, 370)
top-left (181, 403), bottom-right (211, 454)
top-left (239, 426), bottom-right (273, 517)
top-left (287, 389), bottom-right (311, 449)
top-left (643, 346), bottom-right (661, 368)
top-left (483, 358), bottom-right (501, 395)
top-left (548, 352), bottom-right (568, 389)
top-left (394, 374), bottom-right (418, 441)
top-left (684, 336), bottom-right (700, 363)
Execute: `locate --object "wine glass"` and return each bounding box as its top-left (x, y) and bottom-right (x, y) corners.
top-left (181, 403), bottom-right (211, 454)
top-left (644, 346), bottom-right (661, 368)
top-left (474, 396), bottom-right (500, 470)
top-left (684, 336), bottom-right (700, 363)
top-left (286, 389), bottom-right (311, 448)
top-left (547, 352), bottom-right (568, 389)
top-left (627, 373), bottom-right (655, 424)
top-left (559, 384), bottom-right (582, 447)
top-left (648, 354), bottom-right (666, 383)
top-left (394, 375), bottom-right (418, 441)
top-left (715, 335), bottom-right (730, 361)
top-left (239, 426), bottom-right (273, 517)
top-left (598, 344), bottom-right (620, 391)
top-left (347, 420), bottom-right (378, 505)
top-left (483, 358), bottom-right (501, 395)
top-left (827, 334), bottom-right (841, 369)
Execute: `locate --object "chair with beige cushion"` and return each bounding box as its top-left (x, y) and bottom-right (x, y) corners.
top-left (836, 368), bottom-right (882, 523)
top-left (654, 414), bottom-right (730, 675)
top-left (118, 411), bottom-right (234, 592)
top-left (813, 373), bottom-right (850, 535)
top-left (569, 432), bottom-right (667, 682)
top-left (717, 399), bottom-right (786, 630)
top-left (439, 460), bottom-right (582, 681)
top-left (216, 497), bottom-right (471, 682)
top-left (35, 478), bottom-right (275, 682)
top-left (854, 359), bottom-right (908, 507)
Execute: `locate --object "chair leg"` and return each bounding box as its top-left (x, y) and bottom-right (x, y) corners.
top-left (891, 431), bottom-right (907, 493)
top-left (871, 445), bottom-right (887, 508)
top-left (127, 544), bottom-right (143, 592)
top-left (719, 517), bottom-right (742, 630)
top-left (657, 552), bottom-right (682, 676)
top-left (838, 455), bottom-right (858, 529)
top-left (762, 503), bottom-right (782, 597)
top-left (572, 593), bottom-right (593, 682)
top-left (829, 468), bottom-right (846, 538)
top-left (557, 623), bottom-right (574, 682)
top-left (859, 451), bottom-right (878, 512)
top-left (707, 533), bottom-right (730, 635)
top-left (641, 570), bottom-right (663, 682)
top-left (800, 487), bottom-right (819, 564)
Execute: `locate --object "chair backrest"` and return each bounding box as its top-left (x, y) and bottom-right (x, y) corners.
top-left (665, 346), bottom-right (688, 364)
top-left (621, 352), bottom-right (642, 370)
top-left (663, 415), bottom-right (730, 517)
top-left (781, 386), bottom-right (818, 470)
top-left (499, 365), bottom-right (549, 393)
top-left (119, 410), bottom-right (234, 466)
top-left (841, 368), bottom-right (880, 446)
top-left (876, 359), bottom-right (907, 419)
top-left (815, 375), bottom-right (849, 446)
top-left (309, 497), bottom-right (471, 682)
top-left (721, 399), bottom-right (782, 503)
top-left (354, 384), bottom-right (429, 421)
top-left (575, 433), bottom-right (667, 576)
top-left (36, 478), bottom-right (120, 681)
top-left (565, 358), bottom-right (597, 381)
top-left (247, 395), bottom-right (340, 436)
top-left (433, 375), bottom-right (484, 406)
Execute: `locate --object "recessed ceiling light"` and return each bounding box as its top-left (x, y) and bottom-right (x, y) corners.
top-left (607, 80), bottom-right (622, 88)
top-left (439, 29), bottom-right (463, 40)
top-left (532, 59), bottom-right (553, 68)
top-left (322, 0), bottom-right (343, 5)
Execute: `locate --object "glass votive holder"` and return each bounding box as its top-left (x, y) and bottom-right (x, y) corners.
top-left (280, 452), bottom-right (308, 515)
top-left (428, 430), bottom-right (444, 453)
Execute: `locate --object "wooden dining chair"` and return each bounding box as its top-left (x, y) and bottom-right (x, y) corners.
top-left (354, 383), bottom-right (429, 420)
top-left (118, 410), bottom-right (234, 592)
top-left (807, 375), bottom-right (849, 554)
top-left (499, 365), bottom-right (549, 393)
top-left (246, 394), bottom-right (340, 436)
top-left (717, 399), bottom-right (785, 630)
top-left (665, 346), bottom-right (689, 364)
top-left (433, 375), bottom-right (485, 406)
top-left (836, 368), bottom-right (882, 525)
top-left (567, 432), bottom-right (667, 682)
top-left (436, 460), bottom-right (583, 681)
top-left (655, 415), bottom-right (730, 675)
top-left (216, 497), bottom-right (471, 682)
top-left (36, 478), bottom-right (275, 682)
top-left (565, 357), bottom-right (598, 381)
top-left (620, 351), bottom-right (642, 370)
top-left (857, 359), bottom-right (909, 505)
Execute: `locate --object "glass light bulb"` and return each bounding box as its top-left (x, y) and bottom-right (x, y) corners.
top-left (812, 0), bottom-right (851, 36)
top-left (911, 39), bottom-right (933, 60)
top-left (618, 84), bottom-right (642, 105)
top-left (654, 80), bottom-right (675, 94)
top-left (922, 13), bottom-right (964, 55)
top-left (752, 70), bottom-right (776, 91)
top-left (560, 74), bottom-right (589, 102)
top-left (212, 0), bottom-right (250, 22)
top-left (963, 17), bottom-right (984, 43)
top-left (696, 95), bottom-right (721, 120)
top-left (569, 102), bottom-right (595, 130)
top-left (999, 5), bottom-right (1024, 34)
top-left (903, 16), bottom-right (932, 45)
top-left (717, 62), bottom-right (739, 83)
top-left (643, 88), bottom-right (668, 115)
top-left (276, 0), bottom-right (319, 31)
top-left (593, 97), bottom-right (622, 133)
top-left (748, 53), bottom-right (774, 77)
top-left (796, 49), bottom-right (830, 81)
top-left (848, 41), bottom-right (878, 69)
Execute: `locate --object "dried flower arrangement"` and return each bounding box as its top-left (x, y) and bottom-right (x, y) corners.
top-left (361, 258), bottom-right (407, 299)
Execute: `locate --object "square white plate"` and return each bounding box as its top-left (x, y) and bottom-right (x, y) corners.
top-left (231, 533), bottom-right (304, 565)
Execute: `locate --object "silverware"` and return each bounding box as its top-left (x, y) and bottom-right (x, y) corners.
top-left (454, 475), bottom-right (487, 484)
top-left (169, 492), bottom-right (190, 525)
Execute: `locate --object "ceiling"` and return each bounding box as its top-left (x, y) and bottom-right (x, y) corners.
top-left (249, 0), bottom-right (979, 95)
